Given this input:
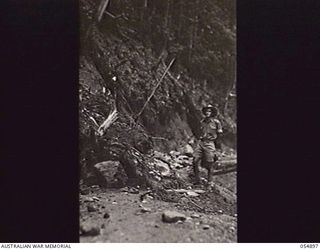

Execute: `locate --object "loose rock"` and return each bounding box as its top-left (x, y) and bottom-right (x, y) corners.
top-left (128, 187), bottom-right (139, 194)
top-left (153, 159), bottom-right (171, 177)
top-left (87, 205), bottom-right (98, 212)
top-left (84, 197), bottom-right (94, 202)
top-left (173, 163), bottom-right (184, 169)
top-left (178, 144), bottom-right (194, 156)
top-left (202, 225), bottom-right (210, 230)
top-left (80, 223), bottom-right (101, 236)
top-left (191, 214), bottom-right (200, 218)
top-left (92, 196), bottom-right (100, 201)
top-left (186, 191), bottom-right (200, 197)
top-left (80, 189), bottom-right (89, 195)
top-left (162, 211), bottom-right (186, 223)
top-left (103, 212), bottom-right (110, 219)
top-left (120, 187), bottom-right (129, 192)
top-left (153, 151), bottom-right (172, 163)
top-left (154, 176), bottom-right (161, 181)
top-left (140, 206), bottom-right (151, 213)
top-left (169, 151), bottom-right (180, 158)
top-left (94, 161), bottom-right (127, 187)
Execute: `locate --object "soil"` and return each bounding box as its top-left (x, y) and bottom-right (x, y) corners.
top-left (80, 171), bottom-right (237, 243)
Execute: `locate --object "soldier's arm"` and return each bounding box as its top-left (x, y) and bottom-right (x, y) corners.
top-left (215, 119), bottom-right (223, 133)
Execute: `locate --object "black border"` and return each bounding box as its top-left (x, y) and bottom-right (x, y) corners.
top-left (1, 0), bottom-right (320, 243)
top-left (238, 0), bottom-right (320, 242)
top-left (1, 0), bottom-right (79, 242)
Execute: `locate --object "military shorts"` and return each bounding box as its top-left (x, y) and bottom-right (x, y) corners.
top-left (193, 139), bottom-right (217, 164)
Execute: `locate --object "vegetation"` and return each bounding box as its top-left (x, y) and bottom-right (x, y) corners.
top-left (79, 0), bottom-right (236, 187)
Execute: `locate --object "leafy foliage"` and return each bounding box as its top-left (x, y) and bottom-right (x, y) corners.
top-left (79, 0), bottom-right (236, 184)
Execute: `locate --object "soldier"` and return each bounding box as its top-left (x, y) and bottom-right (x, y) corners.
top-left (193, 104), bottom-right (223, 185)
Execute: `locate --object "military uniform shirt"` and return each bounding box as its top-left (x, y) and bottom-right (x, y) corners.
top-left (200, 117), bottom-right (223, 141)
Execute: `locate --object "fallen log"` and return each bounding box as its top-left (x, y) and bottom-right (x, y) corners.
top-left (212, 167), bottom-right (237, 176)
top-left (216, 159), bottom-right (237, 169)
top-left (213, 159), bottom-right (237, 176)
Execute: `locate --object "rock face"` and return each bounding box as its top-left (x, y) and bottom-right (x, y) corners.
top-left (162, 211), bottom-right (187, 223)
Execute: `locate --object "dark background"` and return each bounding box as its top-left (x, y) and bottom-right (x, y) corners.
top-left (237, 0), bottom-right (320, 242)
top-left (1, 0), bottom-right (79, 242)
top-left (1, 0), bottom-right (319, 242)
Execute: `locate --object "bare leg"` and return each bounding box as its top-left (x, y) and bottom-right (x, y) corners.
top-left (207, 162), bottom-right (214, 183)
top-left (193, 158), bottom-right (201, 183)
top-left (193, 141), bottom-right (203, 184)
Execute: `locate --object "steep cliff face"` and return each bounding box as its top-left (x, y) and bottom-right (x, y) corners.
top-left (79, 0), bottom-right (236, 168)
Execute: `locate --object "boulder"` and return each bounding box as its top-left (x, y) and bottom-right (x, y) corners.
top-left (87, 205), bottom-right (98, 212)
top-left (83, 197), bottom-right (94, 202)
top-left (162, 211), bottom-right (186, 223)
top-left (172, 162), bottom-right (184, 169)
top-left (169, 150), bottom-right (180, 158)
top-left (178, 144), bottom-right (194, 156)
top-left (94, 161), bottom-right (128, 187)
top-left (177, 155), bottom-right (192, 165)
top-left (92, 196), bottom-right (100, 201)
top-left (80, 223), bottom-right (101, 236)
top-left (153, 159), bottom-right (171, 177)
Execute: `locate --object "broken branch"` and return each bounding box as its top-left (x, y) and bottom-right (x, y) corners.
top-left (97, 0), bottom-right (110, 22)
top-left (89, 116), bottom-right (99, 128)
top-left (97, 109), bottom-right (118, 136)
top-left (212, 167), bottom-right (237, 176)
top-left (135, 58), bottom-right (175, 121)
top-left (185, 196), bottom-right (203, 210)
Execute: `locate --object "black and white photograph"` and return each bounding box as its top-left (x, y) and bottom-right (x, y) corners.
top-left (79, 0), bottom-right (236, 243)
top-left (3, 0), bottom-right (320, 245)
